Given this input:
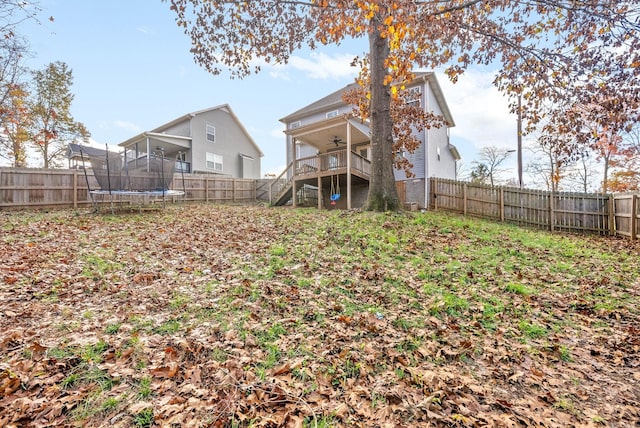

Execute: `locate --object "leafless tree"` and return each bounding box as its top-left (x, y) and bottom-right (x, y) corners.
top-left (471, 146), bottom-right (514, 187)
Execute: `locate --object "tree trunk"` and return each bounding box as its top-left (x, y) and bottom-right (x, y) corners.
top-left (363, 23), bottom-right (401, 212)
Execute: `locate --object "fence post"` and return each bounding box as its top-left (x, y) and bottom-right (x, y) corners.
top-left (500, 188), bottom-right (505, 222)
top-left (205, 177), bottom-right (209, 202)
top-left (73, 170), bottom-right (78, 209)
top-left (608, 195), bottom-right (615, 237)
top-left (433, 178), bottom-right (438, 210)
top-left (233, 179), bottom-right (237, 202)
top-left (549, 193), bottom-right (556, 232)
top-left (463, 183), bottom-right (467, 215)
top-left (632, 195), bottom-right (638, 240)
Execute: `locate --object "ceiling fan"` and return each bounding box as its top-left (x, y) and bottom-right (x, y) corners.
top-left (331, 136), bottom-right (345, 146)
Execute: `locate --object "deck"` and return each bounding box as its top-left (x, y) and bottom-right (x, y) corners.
top-left (270, 149), bottom-right (371, 208)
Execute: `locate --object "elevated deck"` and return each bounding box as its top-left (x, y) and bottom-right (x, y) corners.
top-left (270, 149), bottom-right (371, 208)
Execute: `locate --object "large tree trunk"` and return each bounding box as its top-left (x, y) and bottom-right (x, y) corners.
top-left (363, 24), bottom-right (401, 212)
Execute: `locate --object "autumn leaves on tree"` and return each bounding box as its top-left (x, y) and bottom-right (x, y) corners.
top-left (167, 0), bottom-right (639, 210)
top-left (0, 2), bottom-right (88, 169)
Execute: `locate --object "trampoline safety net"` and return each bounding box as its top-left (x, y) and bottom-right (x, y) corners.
top-left (90, 153), bottom-right (176, 192)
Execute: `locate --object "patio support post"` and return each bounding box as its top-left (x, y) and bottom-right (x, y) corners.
top-left (317, 176), bottom-right (322, 210)
top-left (292, 180), bottom-right (297, 208)
top-left (292, 137), bottom-right (297, 207)
top-left (347, 122), bottom-right (352, 210)
top-left (145, 136), bottom-right (150, 172)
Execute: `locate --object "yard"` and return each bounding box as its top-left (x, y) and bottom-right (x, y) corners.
top-left (0, 204), bottom-right (638, 427)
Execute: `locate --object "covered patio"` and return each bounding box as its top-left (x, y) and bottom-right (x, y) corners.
top-left (119, 132), bottom-right (192, 173)
top-left (270, 115), bottom-right (372, 209)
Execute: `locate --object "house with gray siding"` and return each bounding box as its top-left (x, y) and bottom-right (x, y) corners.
top-left (271, 72), bottom-right (459, 209)
top-left (118, 104), bottom-right (263, 179)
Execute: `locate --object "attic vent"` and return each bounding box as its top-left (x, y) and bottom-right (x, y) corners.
top-left (326, 110), bottom-right (339, 119)
top-left (290, 121), bottom-right (301, 129)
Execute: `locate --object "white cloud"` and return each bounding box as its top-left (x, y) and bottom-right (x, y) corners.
top-left (269, 52), bottom-right (359, 81)
top-left (438, 69), bottom-right (517, 151)
top-left (113, 120), bottom-right (142, 134)
top-left (137, 26), bottom-right (154, 35)
top-left (270, 125), bottom-right (285, 139)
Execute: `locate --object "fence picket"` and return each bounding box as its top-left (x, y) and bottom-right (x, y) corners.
top-left (430, 178), bottom-right (638, 240)
top-left (0, 168), bottom-right (258, 209)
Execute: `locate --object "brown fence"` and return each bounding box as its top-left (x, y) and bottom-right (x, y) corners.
top-left (430, 178), bottom-right (639, 240)
top-left (0, 168), bottom-right (258, 209)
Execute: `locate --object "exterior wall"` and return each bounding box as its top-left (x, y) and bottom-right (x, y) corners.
top-left (394, 81), bottom-right (427, 181)
top-left (424, 80), bottom-right (456, 181)
top-left (159, 121), bottom-right (191, 137)
top-left (190, 109), bottom-right (262, 178)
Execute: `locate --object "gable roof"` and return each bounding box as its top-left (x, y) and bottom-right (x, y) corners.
top-left (280, 72), bottom-right (455, 127)
top-left (156, 104), bottom-right (264, 157)
top-left (119, 104), bottom-right (264, 157)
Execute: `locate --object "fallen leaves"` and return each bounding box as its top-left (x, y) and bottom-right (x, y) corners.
top-left (0, 205), bottom-right (638, 426)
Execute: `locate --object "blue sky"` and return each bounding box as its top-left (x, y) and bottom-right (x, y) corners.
top-left (22, 0), bottom-right (521, 177)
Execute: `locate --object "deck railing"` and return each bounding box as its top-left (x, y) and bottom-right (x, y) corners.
top-left (272, 150), bottom-right (371, 205)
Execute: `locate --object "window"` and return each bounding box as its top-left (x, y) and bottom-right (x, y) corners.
top-left (359, 148), bottom-right (368, 159)
top-left (206, 125), bottom-right (216, 143)
top-left (290, 121), bottom-right (301, 129)
top-left (326, 110), bottom-right (339, 119)
top-left (206, 152), bottom-right (223, 172)
top-left (437, 146), bottom-right (441, 161)
top-left (407, 87), bottom-right (421, 107)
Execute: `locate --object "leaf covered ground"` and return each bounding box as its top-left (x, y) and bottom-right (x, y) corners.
top-left (1, 204), bottom-right (639, 427)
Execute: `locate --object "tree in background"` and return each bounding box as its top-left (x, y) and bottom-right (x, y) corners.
top-left (0, 83), bottom-right (31, 167)
top-left (469, 146), bottom-right (513, 187)
top-left (167, 0), bottom-right (639, 210)
top-left (608, 125), bottom-right (640, 192)
top-left (29, 61), bottom-right (88, 168)
top-left (0, 1), bottom-right (37, 163)
top-left (469, 162), bottom-right (490, 185)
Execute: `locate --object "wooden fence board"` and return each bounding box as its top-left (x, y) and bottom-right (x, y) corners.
top-left (0, 168), bottom-right (258, 210)
top-left (430, 178), bottom-right (638, 240)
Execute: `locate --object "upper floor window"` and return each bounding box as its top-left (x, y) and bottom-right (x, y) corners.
top-left (326, 110), bottom-right (339, 119)
top-left (206, 124), bottom-right (216, 143)
top-left (407, 87), bottom-right (421, 107)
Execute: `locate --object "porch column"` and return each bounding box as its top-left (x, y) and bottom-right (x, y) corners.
top-left (346, 122), bottom-right (352, 210)
top-left (292, 137), bottom-right (297, 207)
top-left (292, 180), bottom-right (297, 208)
top-left (146, 136), bottom-right (150, 172)
top-left (317, 176), bottom-right (322, 210)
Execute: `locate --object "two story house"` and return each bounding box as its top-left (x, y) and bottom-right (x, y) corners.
top-left (272, 72), bottom-right (460, 210)
top-left (118, 104), bottom-right (263, 179)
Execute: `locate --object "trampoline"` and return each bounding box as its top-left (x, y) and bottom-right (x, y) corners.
top-left (81, 146), bottom-right (185, 212)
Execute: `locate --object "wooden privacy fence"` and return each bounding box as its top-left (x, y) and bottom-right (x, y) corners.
top-left (430, 178), bottom-right (639, 240)
top-left (0, 168), bottom-right (257, 209)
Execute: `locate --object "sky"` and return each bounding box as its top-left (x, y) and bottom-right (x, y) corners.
top-left (20, 0), bottom-right (523, 178)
